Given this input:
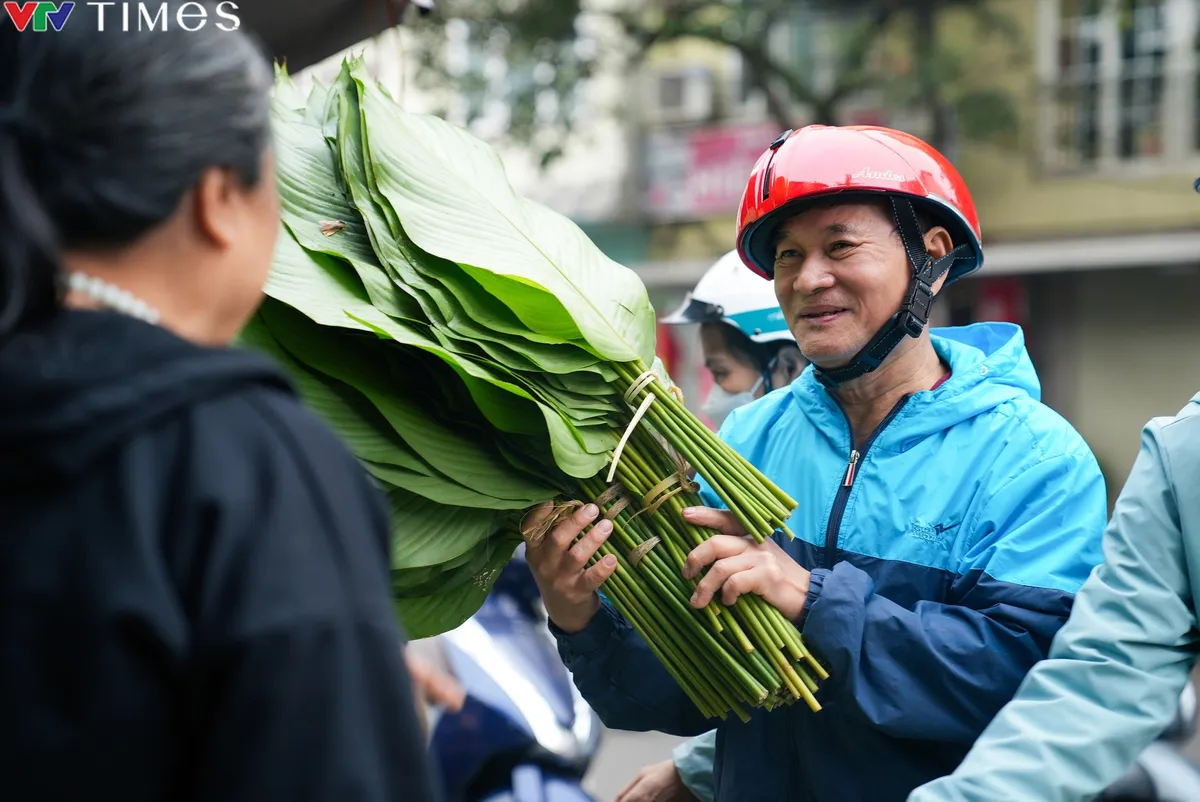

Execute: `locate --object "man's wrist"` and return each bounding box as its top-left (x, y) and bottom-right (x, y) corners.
top-left (547, 593), bottom-right (601, 634)
top-left (779, 566), bottom-right (812, 620)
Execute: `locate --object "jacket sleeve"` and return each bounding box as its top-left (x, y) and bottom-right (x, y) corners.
top-left (185, 391), bottom-right (439, 802)
top-left (552, 601), bottom-right (714, 736)
top-left (673, 729), bottom-right (718, 802)
top-left (800, 450), bottom-right (1107, 744)
top-left (908, 420), bottom-right (1199, 802)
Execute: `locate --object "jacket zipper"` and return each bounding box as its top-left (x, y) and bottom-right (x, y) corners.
top-left (822, 395), bottom-right (912, 568)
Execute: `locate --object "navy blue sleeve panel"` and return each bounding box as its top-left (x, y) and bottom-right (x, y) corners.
top-left (553, 601), bottom-right (714, 737)
top-left (802, 562), bottom-right (1073, 743)
top-left (179, 388), bottom-right (439, 802)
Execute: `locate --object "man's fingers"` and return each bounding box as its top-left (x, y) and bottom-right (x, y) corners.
top-left (682, 506), bottom-right (747, 536)
top-left (690, 552), bottom-right (757, 608)
top-left (551, 502), bottom-right (600, 551)
top-left (682, 534), bottom-right (752, 579)
top-left (720, 569), bottom-right (762, 607)
top-left (582, 553), bottom-right (618, 590)
top-left (568, 518), bottom-right (612, 569)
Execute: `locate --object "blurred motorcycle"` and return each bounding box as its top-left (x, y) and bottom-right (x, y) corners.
top-left (413, 547), bottom-right (602, 802)
top-left (1098, 682), bottom-right (1200, 801)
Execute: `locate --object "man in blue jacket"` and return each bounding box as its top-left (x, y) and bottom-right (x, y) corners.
top-left (523, 125), bottom-right (1108, 802)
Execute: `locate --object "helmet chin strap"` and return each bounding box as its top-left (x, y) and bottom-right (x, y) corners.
top-left (814, 197), bottom-right (976, 390)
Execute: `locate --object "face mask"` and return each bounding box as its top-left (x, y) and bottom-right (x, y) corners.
top-left (701, 374), bottom-right (764, 428)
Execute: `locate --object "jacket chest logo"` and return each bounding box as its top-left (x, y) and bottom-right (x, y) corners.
top-left (907, 519), bottom-right (960, 543)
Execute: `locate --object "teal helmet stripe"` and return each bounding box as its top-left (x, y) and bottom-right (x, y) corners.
top-left (727, 307), bottom-right (789, 338)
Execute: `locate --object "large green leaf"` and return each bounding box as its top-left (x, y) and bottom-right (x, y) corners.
top-left (347, 315), bottom-right (547, 438)
top-left (360, 319), bottom-right (610, 478)
top-left (393, 535), bottom-right (522, 639)
top-left (393, 534), bottom-right (505, 597)
top-left (528, 379), bottom-right (621, 416)
top-left (304, 79), bottom-right (331, 127)
top-left (239, 314), bottom-right (410, 464)
top-left (242, 312), bottom-right (534, 509)
top-left (265, 227), bottom-right (610, 477)
top-left (364, 461), bottom-right (528, 510)
top-left (332, 65), bottom-right (607, 377)
top-left (271, 64), bottom-right (307, 119)
top-left (271, 95), bottom-right (424, 325)
top-left (264, 226), bottom-right (374, 334)
top-left (387, 489), bottom-right (509, 569)
top-left (351, 60), bottom-right (657, 364)
top-left (267, 226), bottom-right (554, 436)
top-left (259, 297), bottom-right (557, 503)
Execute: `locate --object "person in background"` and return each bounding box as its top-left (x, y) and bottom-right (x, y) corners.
top-left (0, 9), bottom-right (437, 801)
top-left (407, 652), bottom-right (468, 736)
top-left (662, 249), bottom-right (808, 429)
top-left (616, 251), bottom-right (808, 802)
top-left (907, 183), bottom-right (1200, 802)
top-left (524, 125), bottom-right (1109, 802)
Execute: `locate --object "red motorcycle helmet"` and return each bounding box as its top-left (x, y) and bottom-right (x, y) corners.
top-left (734, 125), bottom-right (985, 387)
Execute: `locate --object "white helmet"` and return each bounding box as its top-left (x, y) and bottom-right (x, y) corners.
top-left (662, 250), bottom-right (793, 343)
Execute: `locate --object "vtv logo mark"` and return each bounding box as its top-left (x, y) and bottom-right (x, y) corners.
top-left (4, 1), bottom-right (75, 31)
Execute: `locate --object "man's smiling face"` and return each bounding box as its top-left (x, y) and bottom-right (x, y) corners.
top-left (772, 201), bottom-right (950, 367)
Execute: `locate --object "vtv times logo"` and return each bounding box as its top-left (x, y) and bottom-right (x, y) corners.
top-left (3, 1), bottom-right (241, 32)
top-left (3, 1), bottom-right (74, 30)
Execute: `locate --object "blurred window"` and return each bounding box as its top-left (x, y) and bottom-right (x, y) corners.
top-left (1042, 0), bottom-right (1198, 170)
top-left (1117, 0), bottom-right (1168, 158)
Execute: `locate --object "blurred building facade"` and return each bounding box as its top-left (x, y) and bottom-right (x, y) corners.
top-left (957, 0), bottom-right (1200, 496)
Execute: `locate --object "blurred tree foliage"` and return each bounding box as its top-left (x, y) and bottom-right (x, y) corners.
top-left (816, 0), bottom-right (1026, 154)
top-left (401, 0), bottom-right (1026, 163)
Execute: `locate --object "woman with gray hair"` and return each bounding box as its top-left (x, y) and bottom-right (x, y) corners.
top-left (0, 8), bottom-right (436, 801)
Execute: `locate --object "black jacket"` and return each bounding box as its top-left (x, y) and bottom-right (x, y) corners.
top-left (0, 309), bottom-right (436, 801)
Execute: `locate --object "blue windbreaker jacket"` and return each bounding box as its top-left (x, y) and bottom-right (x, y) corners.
top-left (553, 323), bottom-right (1108, 802)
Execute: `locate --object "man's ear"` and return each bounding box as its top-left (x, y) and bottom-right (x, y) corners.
top-left (924, 226), bottom-right (954, 294)
top-left (772, 346), bottom-right (808, 387)
top-left (924, 226), bottom-right (953, 260)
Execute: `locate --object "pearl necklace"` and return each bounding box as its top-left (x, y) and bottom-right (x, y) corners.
top-left (66, 272), bottom-right (161, 325)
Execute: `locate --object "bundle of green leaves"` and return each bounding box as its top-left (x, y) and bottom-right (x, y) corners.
top-left (243, 58), bottom-right (827, 720)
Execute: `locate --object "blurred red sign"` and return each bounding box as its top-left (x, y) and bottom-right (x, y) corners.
top-left (688, 124), bottom-right (780, 216)
top-left (643, 123), bottom-right (780, 220)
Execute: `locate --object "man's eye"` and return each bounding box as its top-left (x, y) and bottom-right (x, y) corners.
top-left (775, 248), bottom-right (801, 262)
top-left (830, 241), bottom-right (854, 252)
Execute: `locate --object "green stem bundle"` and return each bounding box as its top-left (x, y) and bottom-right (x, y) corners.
top-left (557, 362), bottom-right (829, 720)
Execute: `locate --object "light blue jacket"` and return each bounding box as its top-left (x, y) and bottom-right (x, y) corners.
top-left (673, 731), bottom-right (716, 801)
top-left (909, 392), bottom-right (1200, 802)
top-left (553, 323), bottom-right (1108, 802)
